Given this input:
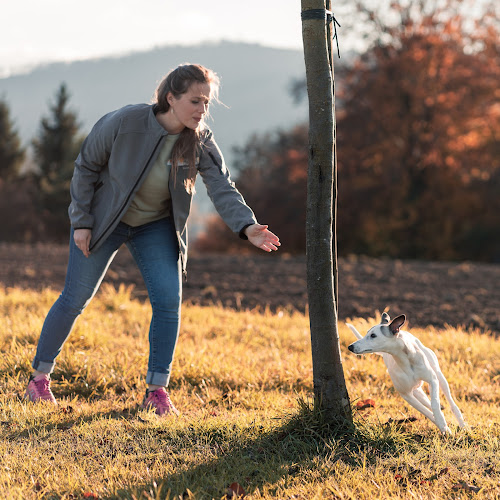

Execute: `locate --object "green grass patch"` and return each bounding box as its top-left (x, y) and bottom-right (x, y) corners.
top-left (1, 285), bottom-right (499, 499)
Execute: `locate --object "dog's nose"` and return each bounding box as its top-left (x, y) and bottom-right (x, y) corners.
top-left (348, 344), bottom-right (354, 352)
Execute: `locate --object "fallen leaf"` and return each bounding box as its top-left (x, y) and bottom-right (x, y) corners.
top-left (30, 475), bottom-right (42, 491)
top-left (83, 492), bottom-right (99, 498)
top-left (428, 467), bottom-right (449, 481)
top-left (386, 417), bottom-right (418, 425)
top-left (226, 482), bottom-right (246, 498)
top-left (484, 464), bottom-right (495, 475)
top-left (412, 434), bottom-right (426, 443)
top-left (407, 467), bottom-right (421, 478)
top-left (452, 482), bottom-right (481, 493)
top-left (356, 399), bottom-right (375, 410)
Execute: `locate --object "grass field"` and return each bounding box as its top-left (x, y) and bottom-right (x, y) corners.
top-left (1, 284), bottom-right (499, 499)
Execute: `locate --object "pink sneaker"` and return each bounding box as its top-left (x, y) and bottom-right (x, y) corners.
top-left (141, 387), bottom-right (179, 416)
top-left (25, 375), bottom-right (57, 405)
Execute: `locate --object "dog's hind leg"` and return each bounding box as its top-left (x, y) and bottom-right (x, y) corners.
top-left (427, 378), bottom-right (450, 434)
top-left (436, 371), bottom-right (466, 428)
top-left (413, 387), bottom-right (433, 411)
top-left (422, 345), bottom-right (466, 428)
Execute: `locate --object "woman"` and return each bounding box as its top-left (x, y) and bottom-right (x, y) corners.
top-left (26, 63), bottom-right (280, 415)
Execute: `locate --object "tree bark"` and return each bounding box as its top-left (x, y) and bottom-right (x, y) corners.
top-left (301, 0), bottom-right (351, 421)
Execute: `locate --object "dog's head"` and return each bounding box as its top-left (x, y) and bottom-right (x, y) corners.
top-left (347, 313), bottom-right (406, 354)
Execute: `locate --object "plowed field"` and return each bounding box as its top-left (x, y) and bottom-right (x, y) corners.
top-left (1, 243), bottom-right (499, 333)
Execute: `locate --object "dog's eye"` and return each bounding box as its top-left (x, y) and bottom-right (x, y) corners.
top-left (370, 333), bottom-right (377, 338)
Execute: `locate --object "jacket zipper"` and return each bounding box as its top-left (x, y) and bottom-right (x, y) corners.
top-left (89, 135), bottom-right (164, 251)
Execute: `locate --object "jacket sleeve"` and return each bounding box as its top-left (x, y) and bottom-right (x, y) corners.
top-left (68, 110), bottom-right (120, 229)
top-left (198, 130), bottom-right (258, 234)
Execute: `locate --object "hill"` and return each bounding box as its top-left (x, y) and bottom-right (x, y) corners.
top-left (0, 41), bottom-right (308, 226)
top-left (0, 41), bottom-right (307, 160)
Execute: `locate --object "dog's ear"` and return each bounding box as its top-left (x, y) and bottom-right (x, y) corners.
top-left (389, 314), bottom-right (406, 335)
top-left (381, 312), bottom-right (391, 324)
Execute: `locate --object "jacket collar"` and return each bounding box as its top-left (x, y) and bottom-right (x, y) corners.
top-left (148, 105), bottom-right (169, 136)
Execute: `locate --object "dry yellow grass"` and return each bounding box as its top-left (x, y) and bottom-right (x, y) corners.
top-left (0, 284), bottom-right (499, 499)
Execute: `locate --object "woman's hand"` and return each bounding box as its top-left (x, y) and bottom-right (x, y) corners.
top-left (244, 224), bottom-right (280, 252)
top-left (73, 229), bottom-right (92, 258)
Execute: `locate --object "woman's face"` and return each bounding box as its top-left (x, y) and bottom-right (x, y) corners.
top-left (167, 82), bottom-right (211, 132)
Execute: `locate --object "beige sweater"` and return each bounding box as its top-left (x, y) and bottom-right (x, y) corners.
top-left (121, 133), bottom-right (179, 227)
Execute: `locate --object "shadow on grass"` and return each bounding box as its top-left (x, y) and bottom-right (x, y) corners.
top-left (6, 396), bottom-right (436, 499)
top-left (2, 399), bottom-right (140, 440)
top-left (110, 402), bottom-right (426, 499)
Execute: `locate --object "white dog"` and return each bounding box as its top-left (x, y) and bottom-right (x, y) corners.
top-left (347, 313), bottom-right (466, 434)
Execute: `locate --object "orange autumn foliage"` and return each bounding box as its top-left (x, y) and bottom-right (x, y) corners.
top-left (195, 0), bottom-right (500, 261)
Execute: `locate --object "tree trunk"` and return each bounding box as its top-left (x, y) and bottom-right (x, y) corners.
top-left (301, 0), bottom-right (351, 421)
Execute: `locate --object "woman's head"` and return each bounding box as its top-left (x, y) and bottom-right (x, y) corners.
top-left (154, 63), bottom-right (220, 129)
top-left (154, 64), bottom-right (220, 192)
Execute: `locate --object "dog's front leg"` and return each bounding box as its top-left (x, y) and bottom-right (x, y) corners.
top-left (400, 392), bottom-right (438, 426)
top-left (413, 387), bottom-right (433, 411)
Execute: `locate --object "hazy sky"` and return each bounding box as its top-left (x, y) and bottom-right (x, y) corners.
top-left (0, 0), bottom-right (305, 77)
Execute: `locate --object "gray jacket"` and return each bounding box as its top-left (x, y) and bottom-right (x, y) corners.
top-left (68, 104), bottom-right (257, 274)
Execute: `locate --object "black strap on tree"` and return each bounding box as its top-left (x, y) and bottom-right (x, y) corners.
top-left (301, 8), bottom-right (341, 58)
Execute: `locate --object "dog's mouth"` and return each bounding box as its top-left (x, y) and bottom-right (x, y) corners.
top-left (348, 344), bottom-right (373, 355)
top-left (355, 349), bottom-right (373, 355)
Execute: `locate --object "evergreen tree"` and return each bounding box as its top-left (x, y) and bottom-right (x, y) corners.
top-left (0, 98), bottom-right (25, 180)
top-left (32, 83), bottom-right (83, 235)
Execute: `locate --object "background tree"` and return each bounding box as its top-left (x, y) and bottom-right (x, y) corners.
top-left (0, 98), bottom-right (44, 242)
top-left (0, 98), bottom-right (25, 181)
top-left (195, 0), bottom-right (500, 262)
top-left (32, 83), bottom-right (83, 239)
top-left (336, 0), bottom-right (500, 260)
top-left (193, 126), bottom-right (309, 254)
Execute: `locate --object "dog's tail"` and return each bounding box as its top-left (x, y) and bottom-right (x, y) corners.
top-left (346, 323), bottom-right (363, 340)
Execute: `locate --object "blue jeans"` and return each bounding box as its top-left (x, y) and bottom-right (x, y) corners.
top-left (32, 217), bottom-right (181, 387)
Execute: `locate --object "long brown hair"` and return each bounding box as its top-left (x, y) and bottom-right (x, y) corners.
top-left (153, 64), bottom-right (220, 192)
